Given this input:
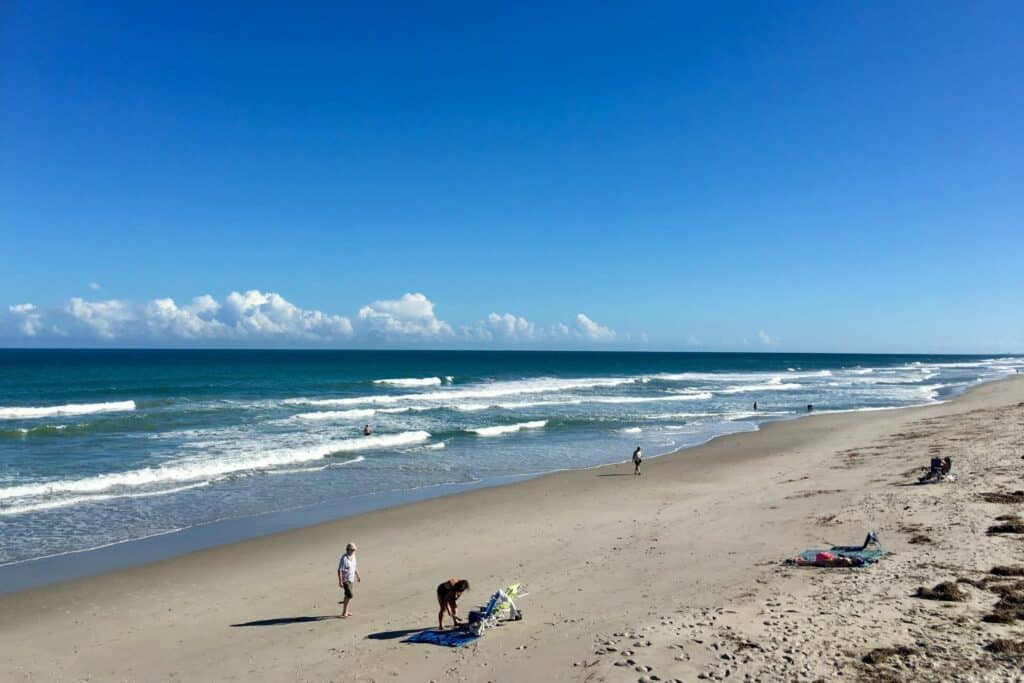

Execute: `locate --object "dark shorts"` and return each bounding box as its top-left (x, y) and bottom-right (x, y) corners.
top-left (343, 581), bottom-right (354, 599)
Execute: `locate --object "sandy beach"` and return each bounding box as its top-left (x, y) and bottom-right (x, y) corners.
top-left (2, 376), bottom-right (1022, 682)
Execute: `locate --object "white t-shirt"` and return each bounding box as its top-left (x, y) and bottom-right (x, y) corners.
top-left (338, 553), bottom-right (357, 582)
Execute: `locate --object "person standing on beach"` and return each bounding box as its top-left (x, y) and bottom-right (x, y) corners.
top-left (632, 446), bottom-right (643, 475)
top-left (338, 542), bottom-right (361, 618)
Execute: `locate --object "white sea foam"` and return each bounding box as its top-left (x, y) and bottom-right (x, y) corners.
top-left (651, 369), bottom-right (829, 383)
top-left (284, 376), bottom-right (637, 408)
top-left (718, 382), bottom-right (802, 395)
top-left (725, 410), bottom-right (792, 420)
top-left (453, 403), bottom-right (491, 412)
top-left (619, 427), bottom-right (642, 434)
top-left (373, 377), bottom-right (442, 387)
top-left (0, 482), bottom-right (211, 516)
top-left (270, 456), bottom-right (365, 475)
top-left (467, 420), bottom-right (548, 437)
top-left (422, 442), bottom-right (446, 450)
top-left (0, 400), bottom-right (136, 420)
top-left (586, 392), bottom-right (713, 404)
top-left (0, 431), bottom-right (429, 500)
top-left (294, 409), bottom-right (377, 421)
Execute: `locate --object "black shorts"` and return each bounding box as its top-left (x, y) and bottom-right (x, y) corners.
top-left (343, 581), bottom-right (354, 599)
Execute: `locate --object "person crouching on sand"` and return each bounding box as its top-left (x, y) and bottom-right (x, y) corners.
top-left (338, 542), bottom-right (361, 617)
top-left (437, 578), bottom-right (470, 630)
top-left (633, 446), bottom-right (643, 475)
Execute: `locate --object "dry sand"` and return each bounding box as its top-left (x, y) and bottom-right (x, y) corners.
top-left (2, 377), bottom-right (1023, 682)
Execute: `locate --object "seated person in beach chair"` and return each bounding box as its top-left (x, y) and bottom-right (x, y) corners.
top-left (467, 583), bottom-right (524, 636)
top-left (437, 578), bottom-right (470, 630)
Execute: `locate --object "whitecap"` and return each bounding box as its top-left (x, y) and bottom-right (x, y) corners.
top-left (0, 432), bottom-right (429, 500)
top-left (373, 377), bottom-right (442, 387)
top-left (284, 376), bottom-right (637, 408)
top-left (0, 400), bottom-right (136, 420)
top-left (294, 408), bottom-right (376, 421)
top-left (467, 420), bottom-right (548, 437)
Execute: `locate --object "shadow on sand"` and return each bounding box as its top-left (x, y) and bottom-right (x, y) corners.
top-left (366, 627), bottom-right (431, 640)
top-left (231, 615), bottom-right (342, 627)
top-left (596, 473), bottom-right (634, 477)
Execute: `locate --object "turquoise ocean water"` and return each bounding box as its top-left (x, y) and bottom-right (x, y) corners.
top-left (1, 350), bottom-right (1021, 568)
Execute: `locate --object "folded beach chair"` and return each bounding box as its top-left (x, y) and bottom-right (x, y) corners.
top-left (467, 583), bottom-right (525, 636)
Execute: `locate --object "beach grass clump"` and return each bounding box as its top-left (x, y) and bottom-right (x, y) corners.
top-left (982, 594), bottom-right (1024, 624)
top-left (988, 583), bottom-right (1024, 599)
top-left (987, 519), bottom-right (1024, 535)
top-left (978, 491), bottom-right (1024, 504)
top-left (914, 581), bottom-right (967, 602)
top-left (861, 645), bottom-right (917, 665)
top-left (983, 605), bottom-right (1024, 624)
top-left (984, 639), bottom-right (1024, 655)
top-left (991, 565), bottom-right (1024, 577)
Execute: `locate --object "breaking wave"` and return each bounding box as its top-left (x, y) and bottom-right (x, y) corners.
top-left (0, 400), bottom-right (136, 420)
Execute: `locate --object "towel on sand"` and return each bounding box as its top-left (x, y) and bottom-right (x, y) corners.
top-left (405, 629), bottom-right (480, 648)
top-left (789, 548), bottom-right (884, 567)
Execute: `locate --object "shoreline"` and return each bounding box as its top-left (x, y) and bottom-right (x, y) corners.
top-left (3, 375), bottom-right (1023, 681)
top-left (0, 384), bottom-right (958, 595)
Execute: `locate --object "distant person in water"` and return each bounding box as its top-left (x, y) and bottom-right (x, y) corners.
top-left (437, 578), bottom-right (470, 630)
top-left (337, 542), bottom-right (361, 618)
top-left (362, 424), bottom-right (372, 436)
top-left (633, 446), bottom-right (643, 475)
top-left (753, 401), bottom-right (758, 411)
top-left (807, 404), bottom-right (813, 412)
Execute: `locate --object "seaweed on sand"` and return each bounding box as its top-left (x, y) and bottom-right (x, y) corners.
top-left (914, 582), bottom-right (967, 602)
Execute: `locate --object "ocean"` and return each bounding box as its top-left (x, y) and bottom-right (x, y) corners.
top-left (1, 350), bottom-right (1021, 570)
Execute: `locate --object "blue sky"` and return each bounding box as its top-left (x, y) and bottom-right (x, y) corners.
top-left (2, 2), bottom-right (1021, 351)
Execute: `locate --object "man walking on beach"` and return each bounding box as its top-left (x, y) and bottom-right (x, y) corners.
top-left (633, 446), bottom-right (643, 475)
top-left (338, 542), bottom-right (361, 618)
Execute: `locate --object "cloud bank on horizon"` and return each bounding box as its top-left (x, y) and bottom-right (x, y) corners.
top-left (2, 291), bottom-right (624, 347)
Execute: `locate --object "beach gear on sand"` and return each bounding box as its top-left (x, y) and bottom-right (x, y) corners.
top-left (467, 583), bottom-right (524, 636)
top-left (787, 531), bottom-right (884, 568)
top-left (405, 583), bottom-right (526, 647)
top-left (405, 629), bottom-right (480, 648)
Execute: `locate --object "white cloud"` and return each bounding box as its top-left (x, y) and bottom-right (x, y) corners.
top-left (223, 290), bottom-right (353, 340)
top-left (9, 303), bottom-right (44, 336)
top-left (357, 293), bottom-right (453, 340)
top-left (572, 313), bottom-right (616, 342)
top-left (144, 296), bottom-right (228, 339)
top-left (477, 312), bottom-right (538, 342)
top-left (88, 282), bottom-right (102, 291)
top-left (65, 298), bottom-right (135, 340)
top-left (757, 329), bottom-right (775, 345)
top-left (3, 291), bottom-right (623, 347)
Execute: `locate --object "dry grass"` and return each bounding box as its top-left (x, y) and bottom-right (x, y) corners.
top-left (978, 491), bottom-right (1024, 504)
top-left (991, 565), bottom-right (1024, 577)
top-left (861, 645), bottom-right (917, 665)
top-left (984, 639), bottom-right (1024, 655)
top-left (987, 520), bottom-right (1024, 535)
top-left (914, 581), bottom-right (967, 602)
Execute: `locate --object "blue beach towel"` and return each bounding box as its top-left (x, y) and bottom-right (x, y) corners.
top-left (405, 629), bottom-right (480, 648)
top-left (791, 548), bottom-right (884, 567)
